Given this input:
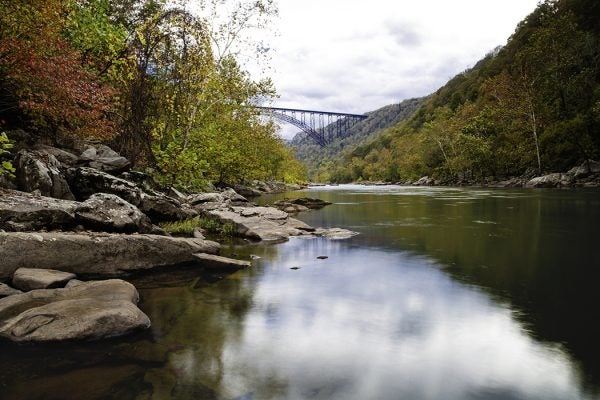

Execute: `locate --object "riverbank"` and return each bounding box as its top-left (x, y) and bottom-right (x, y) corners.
top-left (0, 138), bottom-right (353, 343)
top-left (330, 161), bottom-right (600, 189)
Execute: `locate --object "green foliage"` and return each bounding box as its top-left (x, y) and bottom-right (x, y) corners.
top-left (0, 132), bottom-right (15, 176)
top-left (325, 0), bottom-right (600, 183)
top-left (1, 0), bottom-right (305, 187)
top-left (160, 216), bottom-right (236, 237)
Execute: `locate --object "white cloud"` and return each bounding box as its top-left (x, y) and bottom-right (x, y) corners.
top-left (257, 0), bottom-right (539, 123)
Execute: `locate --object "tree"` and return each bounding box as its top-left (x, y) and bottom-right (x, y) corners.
top-left (0, 0), bottom-right (118, 141)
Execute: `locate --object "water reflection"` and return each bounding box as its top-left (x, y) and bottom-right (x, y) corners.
top-left (212, 239), bottom-right (590, 400)
top-left (1, 186), bottom-right (599, 399)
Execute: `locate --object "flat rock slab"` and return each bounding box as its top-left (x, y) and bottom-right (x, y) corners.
top-left (0, 279), bottom-right (150, 342)
top-left (0, 283), bottom-right (22, 298)
top-left (208, 206), bottom-right (315, 242)
top-left (0, 190), bottom-right (157, 234)
top-left (193, 253), bottom-right (251, 270)
top-left (12, 268), bottom-right (76, 291)
top-left (0, 232), bottom-right (220, 278)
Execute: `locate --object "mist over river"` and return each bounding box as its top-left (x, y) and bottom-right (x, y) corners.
top-left (2, 185), bottom-right (599, 400)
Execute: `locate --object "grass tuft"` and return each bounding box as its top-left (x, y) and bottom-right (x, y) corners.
top-left (160, 216), bottom-right (237, 237)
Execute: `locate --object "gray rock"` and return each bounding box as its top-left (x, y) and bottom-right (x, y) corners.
top-left (232, 184), bottom-right (262, 197)
top-left (288, 197), bottom-right (332, 209)
top-left (192, 253), bottom-right (251, 269)
top-left (0, 279), bottom-right (150, 342)
top-left (221, 188), bottom-right (248, 203)
top-left (12, 268), bottom-right (76, 291)
top-left (526, 173), bottom-right (572, 188)
top-left (15, 150), bottom-right (74, 200)
top-left (208, 206), bottom-right (315, 242)
top-left (413, 176), bottom-right (435, 186)
top-left (139, 192), bottom-right (198, 223)
top-left (65, 279), bottom-right (85, 288)
top-left (33, 145), bottom-right (79, 166)
top-left (566, 160), bottom-right (600, 179)
top-left (76, 193), bottom-right (155, 233)
top-left (192, 228), bottom-right (206, 239)
top-left (0, 190), bottom-right (159, 234)
top-left (0, 189), bottom-right (79, 231)
top-left (0, 232), bottom-right (220, 278)
top-left (119, 171), bottom-right (159, 192)
top-left (189, 192), bottom-right (225, 205)
top-left (167, 186), bottom-right (188, 202)
top-left (273, 200), bottom-right (311, 213)
top-left (0, 283), bottom-right (22, 298)
top-left (81, 145), bottom-right (130, 174)
top-left (313, 228), bottom-right (359, 240)
top-left (67, 167), bottom-right (142, 205)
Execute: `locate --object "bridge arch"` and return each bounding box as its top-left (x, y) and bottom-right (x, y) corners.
top-left (256, 106), bottom-right (368, 147)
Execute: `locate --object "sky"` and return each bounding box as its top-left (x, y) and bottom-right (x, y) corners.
top-left (256, 0), bottom-right (540, 138)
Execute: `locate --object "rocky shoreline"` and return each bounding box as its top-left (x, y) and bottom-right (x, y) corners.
top-left (0, 138), bottom-right (354, 343)
top-left (343, 161), bottom-right (600, 189)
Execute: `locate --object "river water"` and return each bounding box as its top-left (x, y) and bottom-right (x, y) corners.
top-left (1, 185), bottom-right (599, 400)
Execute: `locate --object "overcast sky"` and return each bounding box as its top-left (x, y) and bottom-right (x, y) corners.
top-left (257, 0), bottom-right (540, 137)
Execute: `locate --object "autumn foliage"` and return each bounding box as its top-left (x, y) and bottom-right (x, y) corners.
top-left (0, 0), bottom-right (117, 140)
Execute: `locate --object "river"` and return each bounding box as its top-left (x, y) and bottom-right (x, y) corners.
top-left (1, 185), bottom-right (599, 400)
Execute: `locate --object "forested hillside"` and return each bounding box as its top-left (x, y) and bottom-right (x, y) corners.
top-left (290, 97), bottom-right (424, 181)
top-left (0, 0), bottom-right (306, 189)
top-left (324, 0), bottom-right (600, 183)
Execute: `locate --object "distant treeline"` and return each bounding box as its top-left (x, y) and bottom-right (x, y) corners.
top-left (317, 0), bottom-right (600, 183)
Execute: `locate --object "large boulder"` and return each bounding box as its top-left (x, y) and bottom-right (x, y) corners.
top-left (80, 145), bottom-right (130, 174)
top-left (0, 279), bottom-right (150, 342)
top-left (190, 189), bottom-right (248, 212)
top-left (232, 184), bottom-right (262, 198)
top-left (0, 232), bottom-right (220, 278)
top-left (67, 167), bottom-right (142, 205)
top-left (0, 190), bottom-right (158, 234)
top-left (12, 268), bottom-right (76, 291)
top-left (0, 189), bottom-right (79, 231)
top-left (139, 192), bottom-right (198, 223)
top-left (76, 193), bottom-right (156, 233)
top-left (14, 150), bottom-right (74, 200)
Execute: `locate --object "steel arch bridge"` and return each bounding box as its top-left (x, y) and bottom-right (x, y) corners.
top-left (255, 106), bottom-right (368, 146)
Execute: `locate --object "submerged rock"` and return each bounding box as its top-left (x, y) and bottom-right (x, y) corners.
top-left (0, 279), bottom-right (150, 342)
top-left (272, 200), bottom-right (310, 214)
top-left (0, 232), bottom-right (220, 278)
top-left (288, 197), bottom-right (332, 209)
top-left (314, 228), bottom-right (359, 240)
top-left (12, 268), bottom-right (76, 291)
